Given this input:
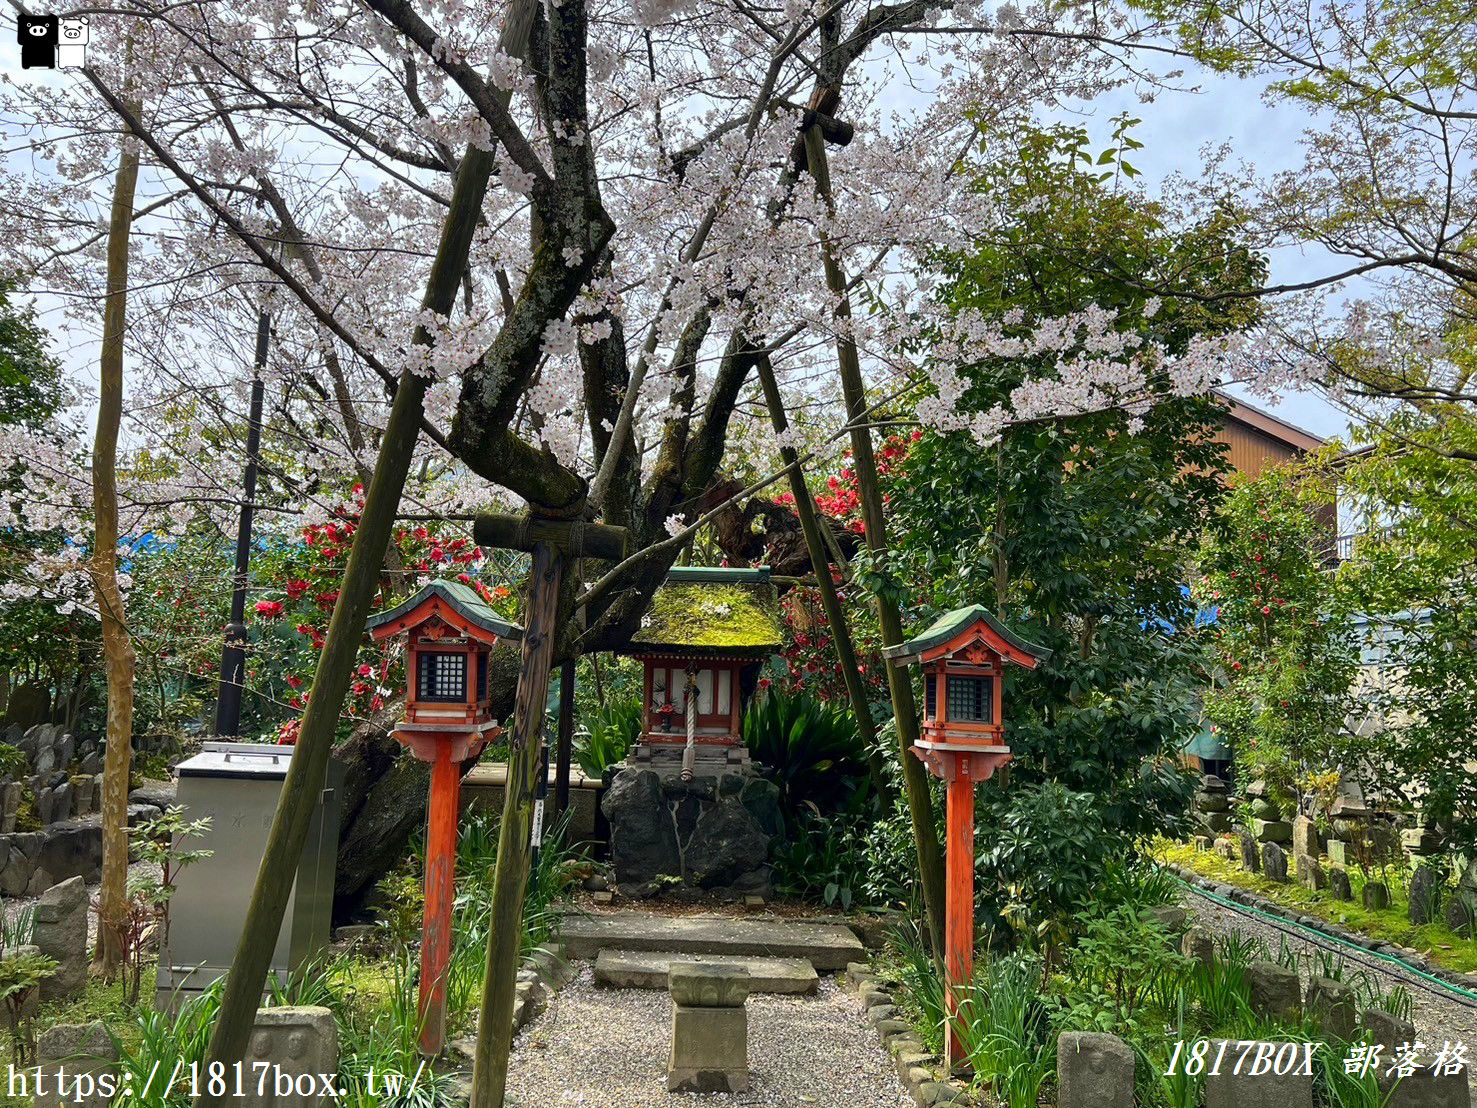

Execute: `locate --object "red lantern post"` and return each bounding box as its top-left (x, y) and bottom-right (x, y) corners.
top-left (368, 581), bottom-right (521, 1055)
top-left (883, 605), bottom-right (1049, 1071)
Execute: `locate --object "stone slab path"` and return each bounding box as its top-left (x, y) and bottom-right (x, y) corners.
top-left (561, 911), bottom-right (864, 970)
top-left (507, 966), bottom-right (910, 1108)
top-left (594, 949), bottom-right (819, 994)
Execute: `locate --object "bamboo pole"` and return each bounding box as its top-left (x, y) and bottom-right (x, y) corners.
top-left (801, 123), bottom-right (946, 955)
top-left (470, 542), bottom-right (563, 1108)
top-left (754, 353), bottom-right (889, 797)
top-left (195, 140), bottom-right (505, 1107)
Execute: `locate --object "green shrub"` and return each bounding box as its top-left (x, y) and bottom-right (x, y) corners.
top-left (0, 743), bottom-right (27, 780)
top-left (574, 697), bottom-right (641, 779)
top-left (743, 690), bottom-right (870, 821)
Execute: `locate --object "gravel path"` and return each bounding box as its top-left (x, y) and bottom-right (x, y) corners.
top-left (506, 966), bottom-right (912, 1108)
top-left (1185, 886), bottom-right (1477, 1087)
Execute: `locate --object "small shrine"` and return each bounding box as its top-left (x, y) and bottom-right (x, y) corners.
top-left (601, 566), bottom-right (786, 898)
top-left (883, 604), bottom-right (1049, 1071)
top-left (620, 566), bottom-right (783, 780)
top-left (366, 580), bottom-right (521, 1055)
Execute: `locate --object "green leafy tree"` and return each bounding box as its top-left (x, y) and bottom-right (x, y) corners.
top-left (1196, 469), bottom-right (1360, 815)
top-left (1334, 408), bottom-right (1477, 854)
top-left (879, 125), bottom-right (1260, 946)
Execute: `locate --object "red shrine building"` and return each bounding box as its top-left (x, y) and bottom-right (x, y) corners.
top-left (618, 566), bottom-right (783, 779)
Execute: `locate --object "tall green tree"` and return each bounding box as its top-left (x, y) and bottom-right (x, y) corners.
top-left (884, 124), bottom-right (1262, 953)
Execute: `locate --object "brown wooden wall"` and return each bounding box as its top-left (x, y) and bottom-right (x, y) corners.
top-left (1211, 421), bottom-right (1303, 481)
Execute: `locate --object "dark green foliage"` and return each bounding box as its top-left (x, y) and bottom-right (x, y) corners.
top-left (574, 696), bottom-right (641, 778)
top-left (771, 810), bottom-right (871, 911)
top-left (743, 689), bottom-right (870, 822)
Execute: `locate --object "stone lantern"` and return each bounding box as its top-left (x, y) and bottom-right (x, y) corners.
top-left (367, 580), bottom-right (521, 1054)
top-left (883, 604), bottom-right (1049, 1070)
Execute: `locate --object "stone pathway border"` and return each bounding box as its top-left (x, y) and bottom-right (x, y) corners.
top-left (842, 960), bottom-right (977, 1107)
top-left (1167, 863), bottom-right (1477, 997)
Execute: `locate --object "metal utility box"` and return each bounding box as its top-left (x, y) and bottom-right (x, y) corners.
top-left (158, 741), bottom-right (342, 1010)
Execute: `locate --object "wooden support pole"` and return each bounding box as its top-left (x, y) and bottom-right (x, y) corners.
top-left (554, 657), bottom-right (575, 819)
top-left (944, 757), bottom-right (974, 1073)
top-left (419, 742), bottom-right (460, 1055)
top-left (474, 513), bottom-right (628, 560)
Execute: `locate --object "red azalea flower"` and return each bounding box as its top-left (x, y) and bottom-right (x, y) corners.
top-left (357, 663), bottom-right (372, 677)
top-left (254, 600), bottom-right (285, 620)
top-left (353, 681), bottom-right (369, 695)
top-left (285, 675), bottom-right (305, 689)
top-left (285, 579), bottom-right (309, 600)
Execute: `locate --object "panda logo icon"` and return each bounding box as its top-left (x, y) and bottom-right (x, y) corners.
top-left (18, 14), bottom-right (59, 69)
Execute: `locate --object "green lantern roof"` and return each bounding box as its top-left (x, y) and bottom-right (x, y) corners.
top-left (882, 604), bottom-right (1050, 664)
top-left (367, 580), bottom-right (522, 641)
top-left (626, 566), bottom-right (783, 656)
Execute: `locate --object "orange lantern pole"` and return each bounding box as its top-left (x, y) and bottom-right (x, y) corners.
top-left (882, 605), bottom-right (1049, 1074)
top-left (943, 754), bottom-right (975, 1068)
top-left (419, 741), bottom-right (460, 1053)
top-left (366, 581), bottom-right (521, 1057)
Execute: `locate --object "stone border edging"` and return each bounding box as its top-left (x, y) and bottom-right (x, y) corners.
top-left (1167, 862), bottom-right (1477, 995)
top-left (842, 960), bottom-right (977, 1107)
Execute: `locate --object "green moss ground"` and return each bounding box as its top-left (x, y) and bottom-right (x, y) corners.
top-left (1157, 839), bottom-right (1477, 975)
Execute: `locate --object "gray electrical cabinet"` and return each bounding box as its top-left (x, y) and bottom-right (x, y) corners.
top-left (158, 741), bottom-right (342, 1010)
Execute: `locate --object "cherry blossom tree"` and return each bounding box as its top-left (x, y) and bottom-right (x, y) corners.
top-left (0, 0), bottom-right (1320, 1099)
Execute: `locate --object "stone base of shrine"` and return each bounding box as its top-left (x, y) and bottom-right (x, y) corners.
top-left (600, 766), bottom-right (784, 900)
top-left (628, 741), bottom-right (752, 777)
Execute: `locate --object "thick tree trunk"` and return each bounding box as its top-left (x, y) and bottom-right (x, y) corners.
top-left (802, 123), bottom-right (947, 955)
top-left (90, 111), bottom-right (142, 976)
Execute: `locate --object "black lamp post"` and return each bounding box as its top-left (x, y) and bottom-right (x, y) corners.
top-left (214, 310), bottom-right (270, 737)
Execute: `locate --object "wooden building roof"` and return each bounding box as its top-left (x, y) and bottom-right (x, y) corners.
top-left (626, 565), bottom-right (783, 657)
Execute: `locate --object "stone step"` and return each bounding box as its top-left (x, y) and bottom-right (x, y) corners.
top-left (561, 911), bottom-right (864, 970)
top-left (593, 949), bottom-right (819, 995)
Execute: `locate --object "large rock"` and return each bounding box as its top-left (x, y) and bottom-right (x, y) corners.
top-left (1362, 1007), bottom-right (1416, 1050)
top-left (602, 769), bottom-right (681, 888)
top-left (33, 819), bottom-right (104, 887)
top-left (33, 876), bottom-right (88, 1003)
top-left (35, 1021), bottom-right (117, 1108)
top-left (1057, 1031), bottom-right (1134, 1108)
top-left (1292, 815), bottom-right (1319, 858)
top-left (1296, 855), bottom-right (1326, 892)
top-left (1377, 1060), bottom-right (1471, 1108)
top-left (1364, 881), bottom-right (1390, 910)
top-left (0, 832), bottom-right (42, 896)
top-left (128, 780), bottom-right (177, 811)
top-left (1329, 867), bottom-right (1352, 901)
top-left (685, 800), bottom-right (769, 888)
top-left (738, 778), bottom-right (783, 839)
top-left (1204, 1044), bottom-right (1313, 1108)
top-left (1445, 892), bottom-right (1475, 938)
top-left (1262, 842), bottom-right (1288, 882)
top-left (1248, 961), bottom-right (1301, 1023)
top-left (1254, 819), bottom-right (1292, 844)
top-left (1239, 828), bottom-right (1261, 872)
top-left (1409, 865), bottom-right (1442, 925)
top-left (1306, 976), bottom-right (1356, 1041)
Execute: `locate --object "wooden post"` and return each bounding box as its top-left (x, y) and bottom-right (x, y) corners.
top-left (944, 755), bottom-right (974, 1072)
top-left (420, 742), bottom-right (460, 1054)
top-left (468, 513), bottom-right (626, 1108)
top-left (554, 657), bottom-right (575, 819)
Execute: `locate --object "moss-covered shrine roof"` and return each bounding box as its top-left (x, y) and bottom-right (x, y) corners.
top-left (366, 580), bottom-right (522, 641)
top-left (882, 604), bottom-right (1049, 664)
top-left (626, 566), bottom-right (783, 657)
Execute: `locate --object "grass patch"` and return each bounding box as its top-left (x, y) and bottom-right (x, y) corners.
top-left (1156, 839), bottom-right (1477, 975)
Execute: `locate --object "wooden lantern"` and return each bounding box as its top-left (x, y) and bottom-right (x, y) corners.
top-left (883, 605), bottom-right (1049, 1072)
top-left (367, 581), bottom-right (522, 1055)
